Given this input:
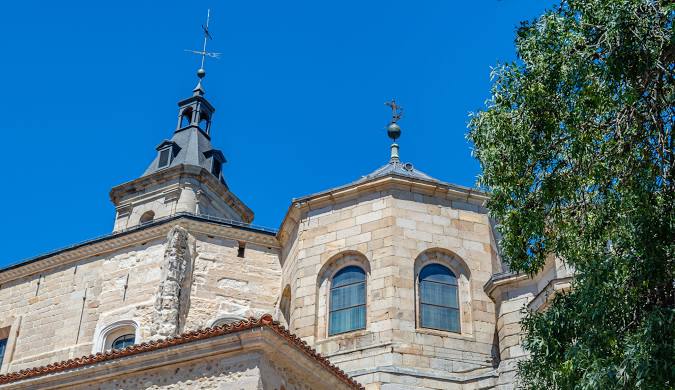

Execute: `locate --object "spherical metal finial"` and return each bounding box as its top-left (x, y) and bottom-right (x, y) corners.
top-left (387, 122), bottom-right (401, 141)
top-left (197, 68), bottom-right (206, 79)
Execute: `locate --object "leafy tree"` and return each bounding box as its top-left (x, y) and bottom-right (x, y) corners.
top-left (468, 0), bottom-right (674, 388)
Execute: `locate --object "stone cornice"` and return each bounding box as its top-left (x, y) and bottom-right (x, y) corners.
top-left (348, 365), bottom-right (498, 385)
top-left (278, 174), bottom-right (488, 246)
top-left (0, 214), bottom-right (279, 285)
top-left (109, 164), bottom-right (254, 223)
top-left (483, 272), bottom-right (530, 299)
top-left (527, 276), bottom-right (573, 311)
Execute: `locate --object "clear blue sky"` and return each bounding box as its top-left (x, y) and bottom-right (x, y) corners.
top-left (0, 0), bottom-right (554, 265)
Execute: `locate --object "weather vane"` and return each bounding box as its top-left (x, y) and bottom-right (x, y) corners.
top-left (385, 99), bottom-right (403, 142)
top-left (385, 98), bottom-right (403, 124)
top-left (184, 9), bottom-right (222, 79)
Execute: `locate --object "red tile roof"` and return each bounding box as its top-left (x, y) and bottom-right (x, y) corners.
top-left (0, 314), bottom-right (364, 389)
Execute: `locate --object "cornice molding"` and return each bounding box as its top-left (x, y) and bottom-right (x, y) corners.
top-left (109, 164), bottom-right (254, 223)
top-left (483, 272), bottom-right (530, 299)
top-left (278, 174), bottom-right (488, 246)
top-left (0, 214), bottom-right (279, 285)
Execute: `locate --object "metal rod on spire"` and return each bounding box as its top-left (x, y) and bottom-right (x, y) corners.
top-left (385, 99), bottom-right (403, 162)
top-left (184, 9), bottom-right (222, 81)
top-left (200, 9), bottom-right (211, 69)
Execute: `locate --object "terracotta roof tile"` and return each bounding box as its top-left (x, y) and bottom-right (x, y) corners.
top-left (0, 315), bottom-right (364, 389)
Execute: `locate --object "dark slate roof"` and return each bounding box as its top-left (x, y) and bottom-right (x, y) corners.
top-left (351, 159), bottom-right (441, 185)
top-left (292, 157), bottom-right (471, 203)
top-left (143, 126), bottom-right (223, 177)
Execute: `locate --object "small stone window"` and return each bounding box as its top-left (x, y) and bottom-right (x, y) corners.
top-left (329, 266), bottom-right (366, 336)
top-left (140, 211), bottom-right (155, 224)
top-left (418, 264), bottom-right (460, 333)
top-left (96, 321), bottom-right (139, 353)
top-left (111, 334), bottom-right (135, 350)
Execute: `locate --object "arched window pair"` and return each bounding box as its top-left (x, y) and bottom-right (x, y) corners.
top-left (327, 263), bottom-right (460, 336)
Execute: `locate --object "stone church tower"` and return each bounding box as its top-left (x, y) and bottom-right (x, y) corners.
top-left (110, 73), bottom-right (253, 232)
top-left (0, 36), bottom-right (572, 390)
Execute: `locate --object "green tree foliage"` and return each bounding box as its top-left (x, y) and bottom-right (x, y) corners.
top-left (468, 0), bottom-right (674, 388)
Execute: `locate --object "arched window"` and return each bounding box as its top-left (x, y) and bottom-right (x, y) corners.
top-left (329, 266), bottom-right (366, 336)
top-left (111, 334), bottom-right (135, 350)
top-left (139, 211), bottom-right (155, 224)
top-left (419, 263), bottom-right (460, 332)
top-left (95, 320), bottom-right (139, 352)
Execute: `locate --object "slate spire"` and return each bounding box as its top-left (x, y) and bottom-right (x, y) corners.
top-left (142, 10), bottom-right (225, 180)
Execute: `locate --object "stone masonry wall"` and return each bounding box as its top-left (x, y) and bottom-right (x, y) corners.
top-left (0, 223), bottom-right (282, 375)
top-left (281, 188), bottom-right (499, 389)
top-left (183, 233), bottom-right (281, 330)
top-left (0, 239), bottom-right (166, 373)
top-left (492, 259), bottom-right (573, 390)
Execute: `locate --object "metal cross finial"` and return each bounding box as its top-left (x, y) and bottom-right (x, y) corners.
top-left (184, 9), bottom-right (222, 77)
top-left (385, 98), bottom-right (403, 123)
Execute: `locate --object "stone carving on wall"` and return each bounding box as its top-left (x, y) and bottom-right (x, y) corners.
top-left (151, 226), bottom-right (195, 338)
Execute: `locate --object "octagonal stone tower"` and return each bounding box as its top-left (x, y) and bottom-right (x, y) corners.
top-left (277, 142), bottom-right (504, 389)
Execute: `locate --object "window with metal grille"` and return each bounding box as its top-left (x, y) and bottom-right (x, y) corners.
top-left (419, 263), bottom-right (460, 332)
top-left (329, 266), bottom-right (366, 335)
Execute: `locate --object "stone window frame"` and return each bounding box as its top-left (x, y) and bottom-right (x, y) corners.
top-left (0, 326), bottom-right (11, 374)
top-left (316, 251), bottom-right (371, 340)
top-left (0, 317), bottom-right (22, 374)
top-left (414, 249), bottom-right (473, 336)
top-left (208, 315), bottom-right (246, 328)
top-left (129, 202), bottom-right (164, 227)
top-left (93, 320), bottom-right (140, 353)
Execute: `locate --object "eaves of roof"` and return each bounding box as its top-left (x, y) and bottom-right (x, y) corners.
top-left (0, 212), bottom-right (278, 283)
top-left (0, 315), bottom-right (364, 389)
